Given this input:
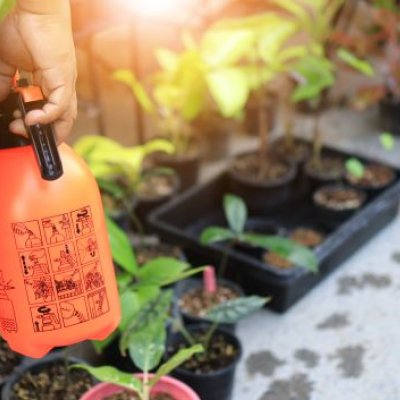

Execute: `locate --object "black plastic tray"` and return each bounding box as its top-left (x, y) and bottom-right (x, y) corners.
top-left (148, 142), bottom-right (400, 312)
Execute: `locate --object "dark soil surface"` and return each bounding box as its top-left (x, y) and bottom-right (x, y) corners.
top-left (11, 361), bottom-right (94, 400)
top-left (273, 139), bottom-right (311, 164)
top-left (314, 186), bottom-right (365, 211)
top-left (105, 391), bottom-right (175, 400)
top-left (290, 227), bottom-right (324, 248)
top-left (0, 338), bottom-right (21, 383)
top-left (136, 243), bottom-right (183, 265)
top-left (137, 174), bottom-right (176, 201)
top-left (346, 164), bottom-right (395, 189)
top-left (264, 252), bottom-right (294, 269)
top-left (306, 157), bottom-right (344, 180)
top-left (179, 286), bottom-right (240, 318)
top-left (232, 153), bottom-right (291, 182)
top-left (170, 332), bottom-right (239, 374)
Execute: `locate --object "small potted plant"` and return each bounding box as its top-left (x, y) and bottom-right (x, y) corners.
top-left (76, 293), bottom-right (203, 400)
top-left (2, 352), bottom-right (94, 400)
top-left (74, 135), bottom-right (179, 231)
top-left (95, 217), bottom-right (204, 373)
top-left (200, 194), bottom-right (318, 275)
top-left (176, 266), bottom-right (244, 332)
top-left (169, 296), bottom-right (267, 400)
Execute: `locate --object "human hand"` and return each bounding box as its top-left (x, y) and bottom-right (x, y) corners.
top-left (0, 0), bottom-right (77, 142)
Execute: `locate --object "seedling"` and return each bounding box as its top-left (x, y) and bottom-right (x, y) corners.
top-left (380, 132), bottom-right (395, 151)
top-left (345, 158), bottom-right (365, 179)
top-left (174, 295), bottom-right (268, 366)
top-left (200, 194), bottom-right (318, 276)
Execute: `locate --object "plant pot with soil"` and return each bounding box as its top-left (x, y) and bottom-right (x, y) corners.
top-left (304, 156), bottom-right (345, 191)
top-left (169, 296), bottom-right (267, 400)
top-left (0, 338), bottom-right (23, 389)
top-left (135, 170), bottom-right (181, 229)
top-left (176, 267), bottom-right (244, 332)
top-left (80, 374), bottom-right (200, 400)
top-left (289, 227), bottom-right (325, 249)
top-left (271, 136), bottom-right (312, 166)
top-left (229, 152), bottom-right (297, 213)
top-left (1, 354), bottom-right (94, 400)
top-left (313, 184), bottom-right (367, 228)
top-left (344, 158), bottom-right (396, 197)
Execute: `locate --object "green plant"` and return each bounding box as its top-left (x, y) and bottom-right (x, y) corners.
top-left (200, 194), bottom-right (318, 276)
top-left (74, 342), bottom-right (203, 400)
top-left (74, 135), bottom-right (174, 232)
top-left (93, 217), bottom-right (205, 355)
top-left (174, 295), bottom-right (267, 362)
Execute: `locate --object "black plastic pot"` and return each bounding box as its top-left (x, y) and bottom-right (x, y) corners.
top-left (136, 173), bottom-right (181, 231)
top-left (271, 137), bottom-right (312, 166)
top-left (345, 164), bottom-right (397, 198)
top-left (154, 151), bottom-right (201, 192)
top-left (379, 97), bottom-right (400, 135)
top-left (1, 354), bottom-right (93, 400)
top-left (168, 325), bottom-right (242, 400)
top-left (304, 156), bottom-right (345, 192)
top-left (313, 184), bottom-right (367, 229)
top-left (175, 278), bottom-right (244, 333)
top-left (228, 153), bottom-right (297, 214)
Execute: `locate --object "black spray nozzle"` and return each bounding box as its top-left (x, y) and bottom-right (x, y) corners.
top-left (17, 96), bottom-right (63, 181)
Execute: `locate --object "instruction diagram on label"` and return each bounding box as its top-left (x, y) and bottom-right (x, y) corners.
top-left (31, 304), bottom-right (61, 332)
top-left (77, 235), bottom-right (99, 264)
top-left (24, 275), bottom-right (55, 304)
top-left (54, 269), bottom-right (83, 300)
top-left (48, 242), bottom-right (78, 273)
top-left (83, 262), bottom-right (105, 292)
top-left (0, 270), bottom-right (17, 333)
top-left (12, 221), bottom-right (43, 249)
top-left (19, 249), bottom-right (50, 277)
top-left (42, 213), bottom-right (73, 245)
top-left (71, 207), bottom-right (94, 237)
top-left (60, 297), bottom-right (89, 327)
top-left (87, 288), bottom-right (109, 319)
top-left (12, 205), bottom-right (110, 333)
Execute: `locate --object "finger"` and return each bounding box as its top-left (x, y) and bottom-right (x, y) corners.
top-left (9, 119), bottom-right (28, 137)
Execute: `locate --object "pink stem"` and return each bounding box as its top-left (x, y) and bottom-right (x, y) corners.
top-left (203, 266), bottom-right (217, 294)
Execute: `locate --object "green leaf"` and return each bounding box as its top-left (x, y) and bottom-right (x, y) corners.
top-left (119, 290), bottom-right (141, 332)
top-left (345, 158), bottom-right (365, 179)
top-left (207, 296), bottom-right (268, 324)
top-left (128, 319), bottom-right (167, 372)
top-left (112, 69), bottom-right (154, 113)
top-left (380, 132), bottom-right (395, 151)
top-left (206, 67), bottom-right (250, 118)
top-left (150, 345), bottom-right (204, 387)
top-left (106, 216), bottom-right (138, 276)
top-left (223, 194), bottom-right (247, 234)
top-left (97, 178), bottom-right (125, 199)
top-left (200, 227), bottom-right (236, 245)
top-left (0, 0), bottom-right (14, 20)
top-left (137, 257), bottom-right (190, 287)
top-left (337, 48), bottom-right (374, 77)
top-left (120, 290), bottom-right (172, 355)
top-left (72, 365), bottom-right (142, 393)
top-left (291, 55), bottom-right (335, 103)
top-left (156, 48), bottom-right (179, 72)
top-left (240, 234), bottom-right (318, 272)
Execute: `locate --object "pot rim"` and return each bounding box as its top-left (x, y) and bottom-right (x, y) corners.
top-left (169, 324), bottom-right (243, 378)
top-left (80, 374), bottom-right (201, 400)
top-left (344, 164), bottom-right (397, 191)
top-left (313, 184), bottom-right (367, 211)
top-left (229, 151), bottom-right (297, 188)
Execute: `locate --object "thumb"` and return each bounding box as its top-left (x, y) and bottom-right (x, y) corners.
top-left (0, 60), bottom-right (15, 102)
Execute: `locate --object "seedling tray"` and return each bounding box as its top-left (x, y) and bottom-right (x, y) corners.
top-left (148, 142), bottom-right (400, 312)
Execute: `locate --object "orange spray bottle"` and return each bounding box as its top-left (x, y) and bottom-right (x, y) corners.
top-left (0, 79), bottom-right (120, 358)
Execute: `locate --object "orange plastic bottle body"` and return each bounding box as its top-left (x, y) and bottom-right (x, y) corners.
top-left (0, 144), bottom-right (120, 358)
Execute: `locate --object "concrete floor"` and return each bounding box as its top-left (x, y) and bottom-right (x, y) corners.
top-left (231, 108), bottom-right (400, 400)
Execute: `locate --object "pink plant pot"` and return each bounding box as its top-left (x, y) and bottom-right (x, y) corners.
top-left (80, 374), bottom-right (200, 400)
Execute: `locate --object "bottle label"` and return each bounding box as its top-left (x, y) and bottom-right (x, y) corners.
top-left (8, 206), bottom-right (110, 333)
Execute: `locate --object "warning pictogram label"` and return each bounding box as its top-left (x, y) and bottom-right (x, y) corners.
top-left (12, 205), bottom-right (110, 333)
